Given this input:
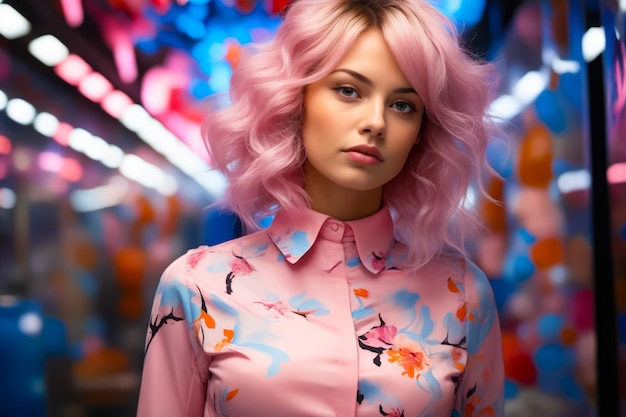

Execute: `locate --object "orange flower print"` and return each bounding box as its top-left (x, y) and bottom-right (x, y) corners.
top-left (451, 347), bottom-right (466, 372)
top-left (456, 302), bottom-right (467, 321)
top-left (197, 310), bottom-right (216, 330)
top-left (464, 389), bottom-right (496, 417)
top-left (386, 335), bottom-right (431, 379)
top-left (447, 277), bottom-right (460, 293)
top-left (354, 288), bottom-right (369, 298)
top-left (194, 285), bottom-right (216, 346)
top-left (225, 388), bottom-right (239, 402)
top-left (215, 329), bottom-right (235, 351)
top-left (456, 302), bottom-right (475, 322)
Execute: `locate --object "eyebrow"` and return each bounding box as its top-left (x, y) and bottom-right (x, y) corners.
top-left (331, 68), bottom-right (418, 95)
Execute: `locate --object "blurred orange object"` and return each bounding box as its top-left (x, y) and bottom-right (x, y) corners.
top-left (134, 195), bottom-right (156, 225)
top-left (118, 292), bottom-right (143, 320)
top-left (530, 237), bottom-right (564, 269)
top-left (73, 347), bottom-right (135, 405)
top-left (480, 177), bottom-right (507, 233)
top-left (114, 246), bottom-right (146, 290)
top-left (225, 42), bottom-right (242, 70)
top-left (74, 347), bottom-right (130, 380)
top-left (517, 124), bottom-right (553, 187)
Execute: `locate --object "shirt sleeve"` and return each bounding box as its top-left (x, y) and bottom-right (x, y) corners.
top-left (136, 256), bottom-right (211, 417)
top-left (452, 260), bottom-right (505, 417)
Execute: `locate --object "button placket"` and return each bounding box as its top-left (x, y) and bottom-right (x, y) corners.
top-left (319, 221), bottom-right (346, 273)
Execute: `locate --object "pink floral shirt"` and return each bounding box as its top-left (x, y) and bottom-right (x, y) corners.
top-left (137, 207), bottom-right (504, 417)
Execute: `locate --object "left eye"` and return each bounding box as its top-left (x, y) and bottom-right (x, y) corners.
top-left (391, 101), bottom-right (415, 113)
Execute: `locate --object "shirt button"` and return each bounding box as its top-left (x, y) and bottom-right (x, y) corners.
top-left (330, 222), bottom-right (339, 231)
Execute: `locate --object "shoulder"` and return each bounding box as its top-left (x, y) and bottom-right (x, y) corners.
top-left (419, 253), bottom-right (494, 301)
top-left (162, 230), bottom-right (273, 282)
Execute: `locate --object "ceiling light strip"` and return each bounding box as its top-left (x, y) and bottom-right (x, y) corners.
top-left (25, 34), bottom-right (224, 198)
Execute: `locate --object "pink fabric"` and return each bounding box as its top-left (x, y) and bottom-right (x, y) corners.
top-left (137, 207), bottom-right (504, 417)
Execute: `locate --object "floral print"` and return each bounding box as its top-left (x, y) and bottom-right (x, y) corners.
top-left (137, 207), bottom-right (504, 417)
top-left (358, 315), bottom-right (397, 366)
top-left (144, 308), bottom-right (183, 354)
top-left (379, 405), bottom-right (405, 417)
top-left (225, 252), bottom-right (254, 294)
top-left (359, 317), bottom-right (432, 380)
top-left (386, 336), bottom-right (431, 379)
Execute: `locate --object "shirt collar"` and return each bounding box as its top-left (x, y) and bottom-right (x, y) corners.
top-left (267, 206), bottom-right (395, 274)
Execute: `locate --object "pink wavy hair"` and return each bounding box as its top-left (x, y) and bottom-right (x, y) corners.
top-left (203, 0), bottom-right (500, 269)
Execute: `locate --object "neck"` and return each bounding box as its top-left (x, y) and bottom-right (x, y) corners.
top-left (304, 168), bottom-right (383, 221)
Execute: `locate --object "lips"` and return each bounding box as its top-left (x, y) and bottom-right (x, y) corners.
top-left (344, 144), bottom-right (383, 162)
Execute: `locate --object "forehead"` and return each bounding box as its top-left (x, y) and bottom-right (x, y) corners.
top-left (330, 29), bottom-right (411, 86)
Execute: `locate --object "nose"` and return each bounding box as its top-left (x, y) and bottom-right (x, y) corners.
top-left (358, 99), bottom-right (386, 139)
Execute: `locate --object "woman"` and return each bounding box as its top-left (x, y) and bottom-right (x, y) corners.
top-left (137, 1), bottom-right (504, 416)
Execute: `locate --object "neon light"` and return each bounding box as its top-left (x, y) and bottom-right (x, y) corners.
top-left (107, 25), bottom-right (138, 83)
top-left (0, 188), bottom-right (16, 209)
top-left (100, 144), bottom-right (124, 169)
top-left (608, 163), bottom-right (626, 184)
top-left (29, 35), bottom-right (69, 67)
top-left (60, 0), bottom-right (84, 27)
top-left (53, 122), bottom-right (74, 146)
top-left (70, 176), bottom-right (129, 212)
top-left (6, 98), bottom-right (36, 125)
top-left (0, 4), bottom-right (31, 39)
top-left (582, 27), bottom-right (605, 62)
top-left (101, 90), bottom-right (133, 119)
top-left (0, 134), bottom-right (11, 154)
top-left (39, 151), bottom-right (83, 181)
top-left (59, 157), bottom-right (83, 182)
top-left (0, 89), bottom-right (6, 110)
top-left (55, 54), bottom-right (91, 86)
top-left (39, 151), bottom-right (63, 173)
top-left (34, 112), bottom-right (60, 137)
top-left (78, 72), bottom-right (113, 103)
top-left (557, 169), bottom-right (591, 193)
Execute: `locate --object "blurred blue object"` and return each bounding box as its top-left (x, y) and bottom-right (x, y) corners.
top-left (203, 209), bottom-right (243, 245)
top-left (502, 253), bottom-right (535, 284)
top-left (536, 313), bottom-right (565, 342)
top-left (504, 379), bottom-right (520, 399)
top-left (440, 0), bottom-right (487, 30)
top-left (535, 90), bottom-right (567, 133)
top-left (488, 278), bottom-right (516, 315)
top-left (0, 297), bottom-right (46, 417)
top-left (486, 139), bottom-right (514, 179)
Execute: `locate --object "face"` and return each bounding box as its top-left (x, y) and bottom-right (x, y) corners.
top-left (301, 28), bottom-right (425, 199)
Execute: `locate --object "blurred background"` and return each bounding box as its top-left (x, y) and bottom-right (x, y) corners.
top-left (0, 0), bottom-right (623, 416)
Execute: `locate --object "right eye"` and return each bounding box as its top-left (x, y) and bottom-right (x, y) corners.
top-left (333, 86), bottom-right (360, 99)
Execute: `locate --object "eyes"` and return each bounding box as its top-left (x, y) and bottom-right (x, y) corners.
top-left (332, 85), bottom-right (418, 114)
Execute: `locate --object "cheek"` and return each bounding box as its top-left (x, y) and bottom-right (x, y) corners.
top-left (301, 122), bottom-right (321, 153)
top-left (302, 107), bottom-right (330, 143)
top-left (389, 135), bottom-right (420, 173)
top-left (394, 130), bottom-right (420, 159)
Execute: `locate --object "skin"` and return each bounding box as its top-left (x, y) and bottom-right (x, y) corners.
top-left (301, 28), bottom-right (425, 221)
